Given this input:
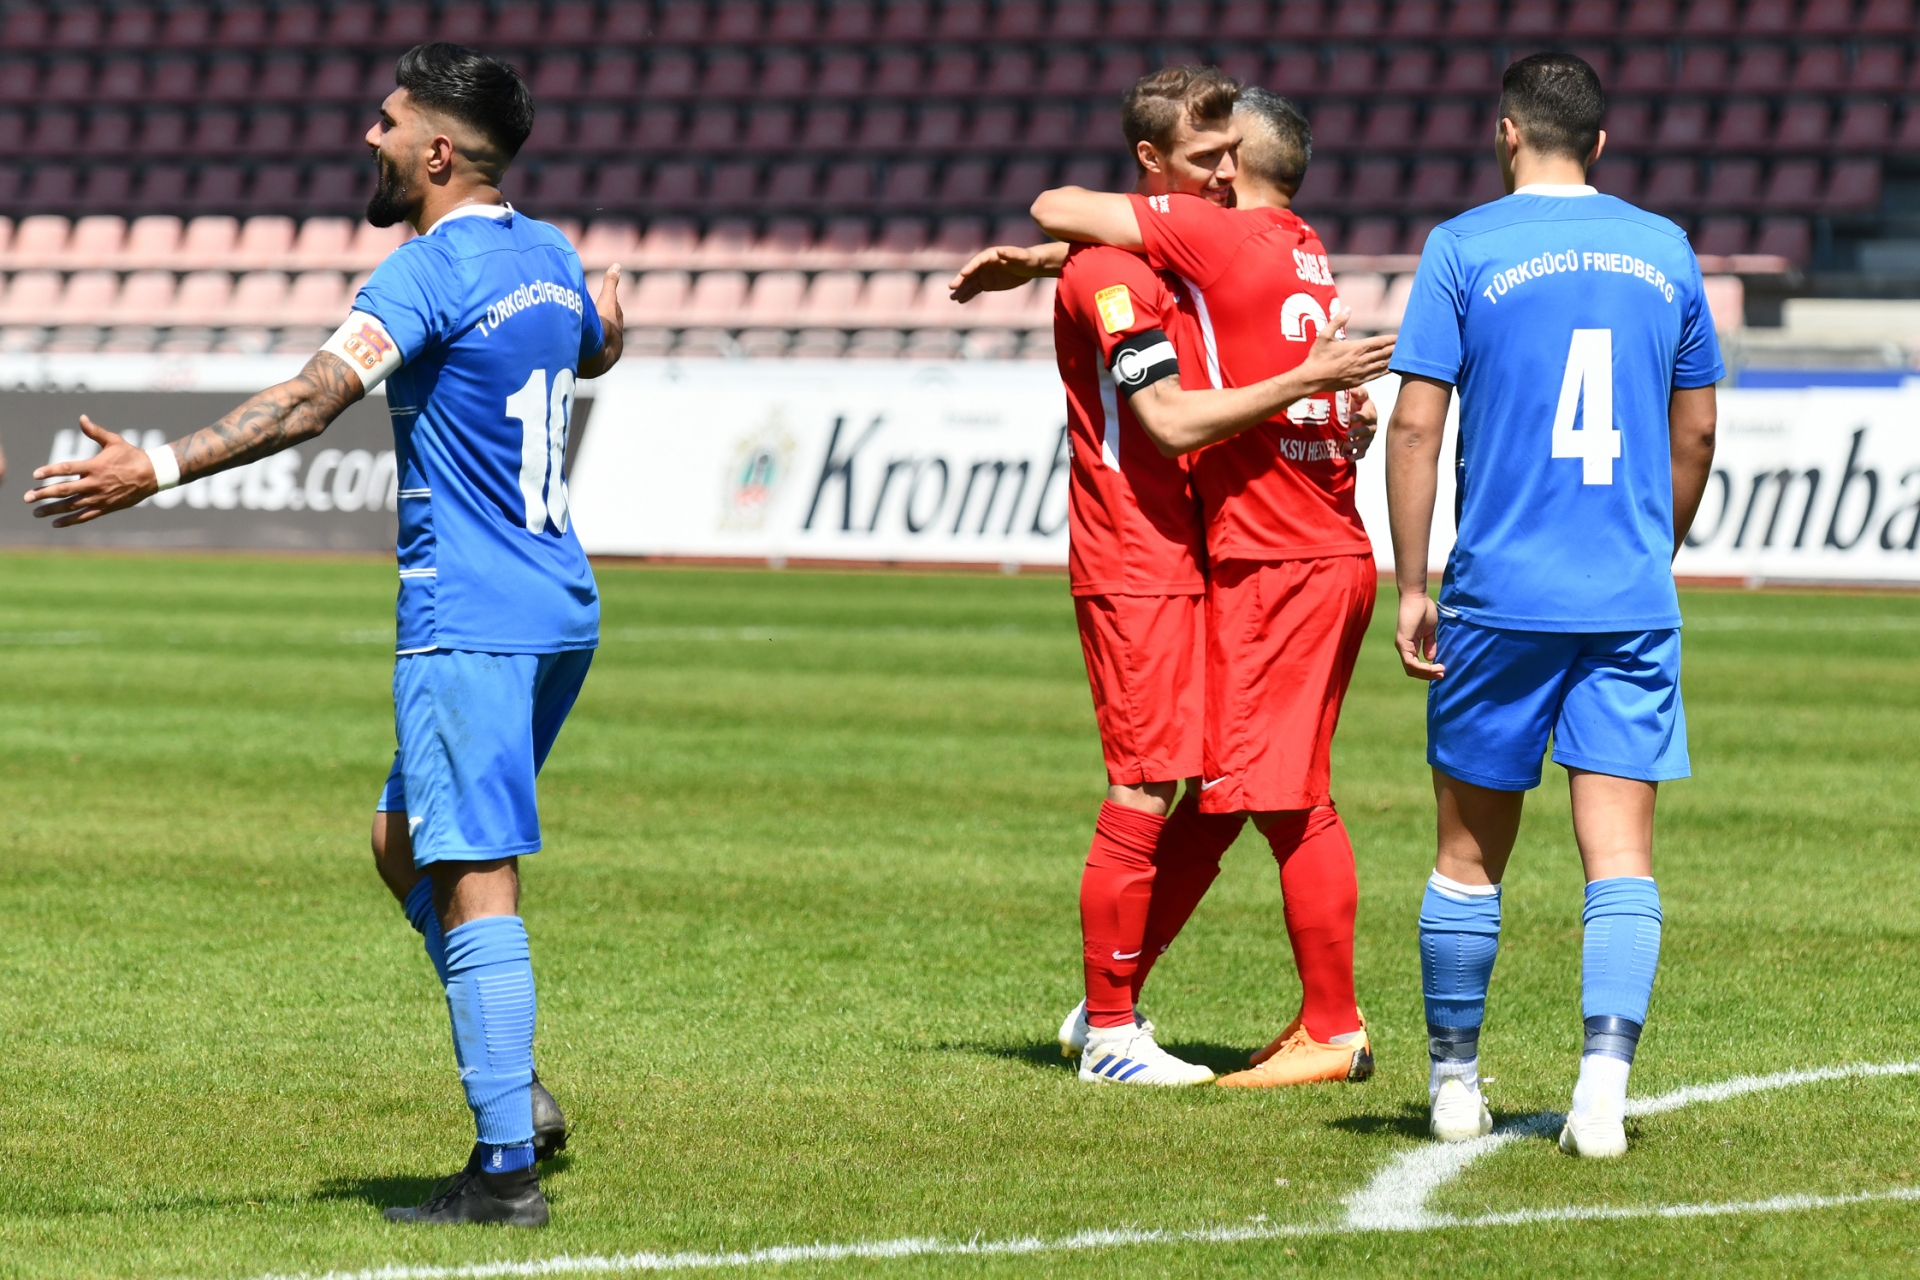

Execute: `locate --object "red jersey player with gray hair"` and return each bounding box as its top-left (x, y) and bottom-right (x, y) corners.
top-left (1030, 86), bottom-right (1394, 1089)
top-left (957, 71), bottom-right (1393, 1086)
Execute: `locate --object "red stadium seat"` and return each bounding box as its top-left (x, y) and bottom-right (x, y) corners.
top-left (872, 50), bottom-right (922, 94)
top-left (137, 110), bottom-right (191, 156)
top-left (1642, 158), bottom-right (1700, 210)
top-left (299, 109), bottom-right (356, 157)
top-left (109, 270), bottom-right (175, 325)
top-left (214, 3), bottom-right (268, 47)
top-left (242, 110), bottom-right (299, 158)
top-left (759, 52), bottom-right (810, 97)
top-left (994, 0), bottom-right (1045, 35)
top-left (1215, 48), bottom-right (1265, 88)
top-left (689, 106), bottom-right (739, 149)
top-left (492, 1), bottom-right (543, 43)
top-left (648, 52), bottom-right (698, 98)
top-left (1508, 0), bottom-right (1561, 33)
top-left (1347, 159), bottom-right (1403, 211)
top-left (593, 162), bottom-right (645, 208)
top-left (38, 57), bottom-right (88, 104)
top-left (191, 110), bottom-right (243, 153)
top-left (52, 270), bottom-right (118, 325)
top-left (575, 106), bottom-right (626, 153)
top-left (995, 157), bottom-right (1054, 206)
top-left (1833, 100), bottom-right (1891, 149)
top-left (623, 270), bottom-right (689, 325)
top-left (254, 53), bottom-right (311, 105)
top-left (1615, 46), bottom-right (1671, 90)
top-left (1858, 0), bottom-right (1914, 30)
top-left (1163, 0), bottom-right (1217, 36)
top-left (1406, 158), bottom-right (1462, 208)
top-left (269, 2), bottom-right (323, 45)
top-left (1684, 0), bottom-right (1736, 30)
top-left (1332, 0), bottom-right (1384, 37)
top-left (1107, 0), bottom-right (1157, 35)
top-left (1060, 155), bottom-right (1112, 190)
top-left (1292, 156), bottom-right (1344, 206)
top-left (159, 4), bottom-right (211, 48)
top-left (381, 2), bottom-right (433, 45)
top-left (1731, 46), bottom-right (1788, 91)
top-left (439, 1), bottom-right (490, 43)
top-left (105, 4), bottom-right (157, 47)
top-left (1277, 0), bottom-right (1328, 32)
top-left (1325, 49), bottom-right (1377, 94)
top-left (1590, 156), bottom-right (1642, 201)
top-left (1447, 0), bottom-right (1502, 34)
top-left (1050, 0), bottom-right (1100, 36)
top-left (51, 5), bottom-right (102, 48)
top-left (192, 165), bottom-right (245, 212)
top-left (1345, 217), bottom-right (1400, 256)
top-left (1852, 45), bottom-right (1904, 90)
top-left (249, 165), bottom-right (305, 214)
top-left (1672, 45), bottom-right (1728, 90)
top-left (650, 162), bottom-right (703, 210)
top-left (135, 165), bottom-right (191, 210)
top-left (822, 160), bottom-right (875, 205)
top-left (203, 56), bottom-right (256, 104)
top-left (1654, 101), bottom-right (1710, 149)
top-left (26, 108), bottom-right (78, 158)
top-left (1042, 50), bottom-right (1091, 94)
top-left (1388, 0), bottom-right (1443, 34)
top-left (938, 0), bottom-right (988, 36)
top-left (1822, 158), bottom-right (1881, 210)
top-left (1383, 50), bottom-right (1436, 93)
top-left (1741, 0), bottom-right (1797, 32)
top-left (1564, 0), bottom-right (1618, 32)
top-left (306, 162), bottom-right (364, 215)
top-left (321, 1), bottom-right (376, 45)
top-left (1270, 50), bottom-right (1320, 94)
top-left (967, 102), bottom-right (1019, 148)
top-left (1760, 158), bottom-right (1820, 211)
top-left (1693, 215), bottom-right (1750, 255)
top-left (1713, 100), bottom-right (1770, 149)
top-left (930, 50), bottom-right (978, 94)
top-left (1789, 45), bottom-right (1847, 91)
top-left (534, 53), bottom-right (583, 101)
top-left (1621, 0), bottom-right (1678, 29)
top-left (84, 109), bottom-right (135, 155)
top-left (1604, 99), bottom-right (1653, 148)
top-left (879, 160), bottom-right (936, 209)
top-left (288, 216), bottom-right (351, 270)
top-left (1362, 102), bottom-right (1418, 148)
top-left (856, 104), bottom-right (908, 147)
top-left (816, 51), bottom-right (867, 96)
top-left (1798, 0), bottom-right (1854, 29)
top-left (707, 163), bottom-right (759, 208)
top-left (1311, 103), bottom-right (1360, 152)
top-left (824, 0), bottom-right (875, 39)
top-left (713, 0), bottom-right (764, 40)
top-left (603, 2), bottom-right (651, 39)
top-left (285, 271), bottom-right (347, 326)
top-left (803, 103), bottom-right (854, 146)
top-left (745, 104), bottom-right (796, 149)
top-left (1441, 50), bottom-right (1496, 92)
top-left (657, 1), bottom-right (707, 39)
top-left (309, 56), bottom-right (363, 104)
top-left (882, 0), bottom-right (933, 36)
top-left (1700, 157), bottom-right (1761, 209)
top-left (1218, 0), bottom-right (1271, 36)
top-left (1753, 216), bottom-right (1809, 263)
top-left (765, 161), bottom-right (817, 204)
top-left (1097, 50), bottom-right (1148, 93)
top-left (985, 50), bottom-right (1036, 95)
top-left (1775, 100), bottom-right (1831, 148)
top-left (1568, 44), bottom-right (1614, 83)
top-left (521, 108), bottom-right (570, 157)
top-left (1418, 101), bottom-right (1477, 149)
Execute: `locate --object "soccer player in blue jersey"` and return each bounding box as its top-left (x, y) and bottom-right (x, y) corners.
top-left (25, 44), bottom-right (623, 1223)
top-left (1383, 53), bottom-right (1720, 1157)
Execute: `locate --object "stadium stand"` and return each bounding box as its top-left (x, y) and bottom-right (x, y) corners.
top-left (0, 0), bottom-right (1907, 356)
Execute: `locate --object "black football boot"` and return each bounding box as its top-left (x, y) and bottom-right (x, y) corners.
top-left (382, 1148), bottom-right (550, 1227)
top-left (531, 1072), bottom-right (568, 1161)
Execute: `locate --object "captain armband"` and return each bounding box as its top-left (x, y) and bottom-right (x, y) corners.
top-left (1107, 328), bottom-right (1181, 398)
top-left (320, 310), bottom-right (405, 392)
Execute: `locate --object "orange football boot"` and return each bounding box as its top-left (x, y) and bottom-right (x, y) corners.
top-left (1215, 1015), bottom-right (1374, 1088)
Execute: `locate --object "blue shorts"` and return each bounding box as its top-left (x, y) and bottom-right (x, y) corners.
top-left (377, 648), bottom-right (594, 866)
top-left (1426, 619), bottom-right (1688, 792)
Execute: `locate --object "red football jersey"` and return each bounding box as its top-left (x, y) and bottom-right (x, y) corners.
top-left (1053, 243), bottom-right (1207, 597)
top-left (1130, 192), bottom-right (1373, 563)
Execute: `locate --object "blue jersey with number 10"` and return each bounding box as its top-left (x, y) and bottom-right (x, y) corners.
top-left (1392, 189), bottom-right (1725, 633)
top-left (354, 204), bottom-right (604, 656)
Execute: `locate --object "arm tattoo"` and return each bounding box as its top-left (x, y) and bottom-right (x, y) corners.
top-left (173, 351), bottom-right (365, 482)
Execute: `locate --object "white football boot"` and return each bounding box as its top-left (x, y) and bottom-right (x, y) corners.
top-left (1078, 1020), bottom-right (1215, 1086)
top-left (1429, 1077), bottom-right (1494, 1142)
top-left (1057, 1000), bottom-right (1090, 1059)
top-left (1558, 1107), bottom-right (1629, 1158)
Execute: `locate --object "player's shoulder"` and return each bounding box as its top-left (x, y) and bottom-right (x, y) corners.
top-left (1439, 193), bottom-right (1689, 248)
top-left (1061, 242), bottom-right (1169, 292)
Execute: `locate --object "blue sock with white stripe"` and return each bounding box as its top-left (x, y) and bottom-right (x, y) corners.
top-left (443, 915), bottom-right (537, 1159)
top-left (1572, 876), bottom-right (1663, 1121)
top-left (402, 878), bottom-right (448, 986)
top-left (1419, 871), bottom-right (1502, 1098)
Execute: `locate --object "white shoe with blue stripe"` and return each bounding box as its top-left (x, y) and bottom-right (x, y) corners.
top-left (1077, 1021), bottom-right (1215, 1086)
top-left (1058, 1000), bottom-right (1090, 1058)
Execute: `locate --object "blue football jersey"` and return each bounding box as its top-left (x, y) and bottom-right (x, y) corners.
top-left (1392, 188), bottom-right (1725, 633)
top-left (352, 205), bottom-right (605, 655)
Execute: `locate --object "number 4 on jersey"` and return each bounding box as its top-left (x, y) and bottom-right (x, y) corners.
top-left (506, 367), bottom-right (576, 533)
top-left (1551, 328), bottom-right (1619, 485)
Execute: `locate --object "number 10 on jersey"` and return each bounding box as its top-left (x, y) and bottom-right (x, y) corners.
top-left (506, 367), bottom-right (577, 533)
top-left (1552, 328), bottom-right (1620, 486)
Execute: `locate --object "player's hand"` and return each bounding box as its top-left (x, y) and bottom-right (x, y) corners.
top-left (948, 244), bottom-right (1064, 302)
top-left (1342, 386), bottom-right (1378, 459)
top-left (1301, 307), bottom-right (1396, 394)
top-left (24, 415), bottom-right (158, 527)
top-left (1395, 589), bottom-right (1445, 680)
top-left (581, 264), bottom-right (624, 378)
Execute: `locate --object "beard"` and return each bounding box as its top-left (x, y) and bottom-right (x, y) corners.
top-left (365, 153), bottom-right (416, 228)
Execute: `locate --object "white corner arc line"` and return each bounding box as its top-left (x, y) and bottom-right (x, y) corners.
top-left (219, 1061), bottom-right (1920, 1280)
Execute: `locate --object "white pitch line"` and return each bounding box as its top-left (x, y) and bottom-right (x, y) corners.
top-left (225, 1060), bottom-right (1920, 1280)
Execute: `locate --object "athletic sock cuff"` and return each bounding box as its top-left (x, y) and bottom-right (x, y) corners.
top-left (1427, 1024), bottom-right (1481, 1062)
top-left (1582, 1014), bottom-right (1644, 1063)
top-left (1418, 879), bottom-right (1503, 935)
top-left (1429, 870), bottom-right (1501, 900)
top-left (444, 914), bottom-right (531, 972)
top-left (402, 878), bottom-right (436, 936)
top-left (1096, 799), bottom-right (1168, 853)
top-left (1583, 876), bottom-right (1662, 925)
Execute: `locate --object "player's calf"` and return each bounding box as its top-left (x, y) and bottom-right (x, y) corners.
top-left (1418, 871), bottom-right (1501, 1140)
top-left (1560, 877), bottom-right (1662, 1159)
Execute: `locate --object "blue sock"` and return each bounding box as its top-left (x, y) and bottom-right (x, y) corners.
top-left (402, 878), bottom-right (448, 986)
top-left (1419, 872), bottom-right (1502, 1074)
top-left (1580, 876), bottom-right (1663, 1062)
top-left (443, 915), bottom-right (537, 1150)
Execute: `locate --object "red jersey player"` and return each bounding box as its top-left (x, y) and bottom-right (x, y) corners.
top-left (958, 71), bottom-right (1394, 1087)
top-left (1032, 88), bottom-right (1396, 1089)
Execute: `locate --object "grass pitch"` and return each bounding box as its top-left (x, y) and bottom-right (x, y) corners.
top-left (3, 551), bottom-right (1920, 1279)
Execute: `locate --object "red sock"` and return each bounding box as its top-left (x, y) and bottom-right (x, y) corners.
top-left (1130, 792), bottom-right (1246, 1004)
top-left (1266, 807), bottom-right (1361, 1042)
top-left (1080, 801), bottom-right (1165, 1028)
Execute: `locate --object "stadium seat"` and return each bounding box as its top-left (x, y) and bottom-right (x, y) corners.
top-left (106, 270), bottom-right (176, 327)
top-left (23, 166), bottom-right (78, 214)
top-left (1218, 0), bottom-right (1271, 35)
top-left (1361, 102), bottom-right (1417, 149)
top-left (1684, 0), bottom-right (1738, 31)
top-left (593, 162), bottom-right (645, 207)
top-left (1379, 49), bottom-right (1436, 94)
top-left (1859, 0), bottom-right (1915, 29)
top-left (1386, 0), bottom-right (1442, 34)
top-left (1761, 158), bottom-right (1822, 211)
top-left (1673, 45), bottom-right (1729, 91)
top-left (1714, 100), bottom-right (1771, 149)
top-left (744, 270), bottom-right (806, 327)
top-left (164, 270), bottom-right (234, 327)
top-left (985, 49), bottom-right (1036, 95)
top-left (995, 158), bottom-right (1054, 207)
top-left (192, 111), bottom-right (244, 154)
top-left (1701, 158), bottom-right (1762, 210)
top-left (823, 161), bottom-right (875, 205)
top-left (651, 161), bottom-right (702, 210)
top-left (1655, 102), bottom-right (1711, 149)
top-left (0, 268), bottom-right (58, 326)
top-left (1325, 50), bottom-right (1378, 95)
top-left (647, 51), bottom-right (698, 98)
top-left (1508, 0), bottom-right (1560, 33)
top-left (1754, 215), bottom-right (1811, 263)
top-left (872, 50), bottom-right (922, 95)
top-left (1798, 0), bottom-right (1855, 29)
top-left (42, 57), bottom-right (93, 105)
top-left (1834, 101), bottom-right (1892, 149)
top-left (1775, 101), bottom-right (1832, 149)
top-left (800, 270), bottom-right (862, 326)
top-left (1312, 104), bottom-right (1360, 153)
top-left (1407, 158), bottom-right (1463, 209)
top-left (1345, 218), bottom-right (1402, 257)
top-left (243, 110), bottom-right (299, 158)
top-left (1348, 159), bottom-right (1405, 211)
top-left (1823, 158), bottom-right (1882, 210)
top-left (1270, 50), bottom-right (1320, 95)
top-left (1732, 46), bottom-right (1789, 92)
top-left (1604, 100), bottom-right (1654, 149)
top-left (880, 160), bottom-right (936, 209)
top-left (271, 2), bottom-right (325, 46)
top-left (310, 56), bottom-right (364, 104)
top-left (134, 165), bottom-right (191, 210)
top-left (1417, 101), bottom-right (1478, 149)
top-left (1564, 0), bottom-right (1619, 32)
top-left (193, 165), bottom-right (246, 213)
top-left (684, 270), bottom-right (749, 325)
top-left (761, 161), bottom-right (814, 205)
top-left (1852, 45), bottom-right (1905, 90)
top-left (930, 50), bottom-right (978, 94)
top-left (1694, 215), bottom-right (1752, 256)
top-left (27, 109), bottom-right (79, 159)
top-left (1441, 49), bottom-right (1497, 92)
top-left (1615, 45), bottom-right (1671, 90)
top-left (1447, 0), bottom-right (1502, 35)
top-left (225, 270), bottom-right (290, 327)
top-left (1742, 0), bottom-right (1797, 31)
top-left (1790, 45), bottom-right (1848, 92)
top-left (690, 106), bottom-right (739, 150)
top-left (591, 52), bottom-right (642, 99)
top-left (98, 57), bottom-right (146, 104)
top-left (1589, 155), bottom-right (1642, 202)
top-left (625, 270), bottom-right (692, 324)
top-left (381, 1), bottom-right (433, 45)
top-left (1644, 158), bottom-right (1701, 209)
top-left (233, 215), bottom-right (295, 268)
top-left (9, 214), bottom-right (68, 267)
top-left (440, 0), bottom-right (490, 42)
top-left (1042, 50), bottom-right (1091, 94)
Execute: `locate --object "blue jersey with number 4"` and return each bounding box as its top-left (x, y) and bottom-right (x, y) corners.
top-left (1392, 189), bottom-right (1724, 632)
top-left (354, 205), bottom-right (604, 655)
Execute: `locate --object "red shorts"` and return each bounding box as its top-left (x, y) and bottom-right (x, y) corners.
top-left (1200, 555), bottom-right (1376, 814)
top-left (1074, 592), bottom-right (1205, 785)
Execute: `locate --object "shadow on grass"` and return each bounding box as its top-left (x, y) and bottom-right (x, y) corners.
top-left (953, 1039), bottom-right (1256, 1077)
top-left (313, 1152), bottom-right (574, 1212)
top-left (1328, 1102), bottom-right (1429, 1140)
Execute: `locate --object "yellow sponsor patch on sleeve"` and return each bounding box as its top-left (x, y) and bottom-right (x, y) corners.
top-left (1094, 284), bottom-right (1136, 335)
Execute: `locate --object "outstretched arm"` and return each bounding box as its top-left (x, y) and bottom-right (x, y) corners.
top-left (1030, 188), bottom-right (1144, 248)
top-left (1129, 310), bottom-right (1396, 456)
top-left (24, 351), bottom-right (364, 527)
top-left (577, 265), bottom-right (625, 379)
top-left (948, 242), bottom-right (1069, 301)
top-left (1668, 384), bottom-right (1717, 557)
top-left (1385, 375), bottom-right (1453, 680)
